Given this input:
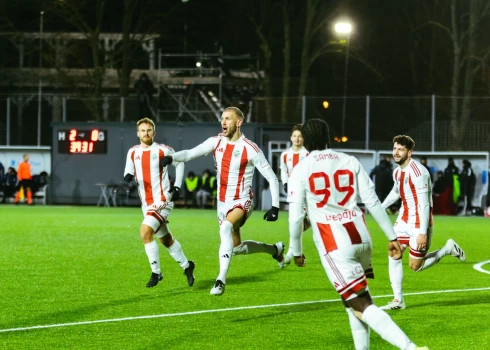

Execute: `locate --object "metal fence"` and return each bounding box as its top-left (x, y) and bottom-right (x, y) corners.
top-left (1, 94), bottom-right (489, 151)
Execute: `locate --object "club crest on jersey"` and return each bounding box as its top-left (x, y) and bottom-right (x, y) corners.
top-left (152, 154), bottom-right (157, 159)
top-left (404, 177), bottom-right (408, 184)
top-left (233, 150), bottom-right (241, 158)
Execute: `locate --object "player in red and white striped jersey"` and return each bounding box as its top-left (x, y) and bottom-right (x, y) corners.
top-left (380, 135), bottom-right (466, 311)
top-left (279, 124), bottom-right (309, 264)
top-left (161, 107), bottom-right (283, 296)
top-left (124, 118), bottom-right (195, 289)
top-left (288, 119), bottom-right (428, 350)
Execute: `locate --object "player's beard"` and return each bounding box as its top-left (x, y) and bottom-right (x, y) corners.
top-left (394, 153), bottom-right (408, 165)
top-left (140, 136), bottom-right (153, 146)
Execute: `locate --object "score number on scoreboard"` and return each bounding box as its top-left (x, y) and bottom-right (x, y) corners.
top-left (58, 129), bottom-right (107, 154)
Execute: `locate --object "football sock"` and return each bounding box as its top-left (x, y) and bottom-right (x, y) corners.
top-left (345, 308), bottom-right (369, 350)
top-left (361, 304), bottom-right (411, 350)
top-left (233, 240), bottom-right (275, 255)
top-left (389, 256), bottom-right (404, 301)
top-left (217, 220), bottom-right (233, 284)
top-left (144, 240), bottom-right (160, 274)
top-left (166, 239), bottom-right (189, 269)
top-left (416, 246), bottom-right (448, 271)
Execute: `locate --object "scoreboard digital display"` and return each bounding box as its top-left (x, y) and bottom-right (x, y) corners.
top-left (58, 129), bottom-right (107, 154)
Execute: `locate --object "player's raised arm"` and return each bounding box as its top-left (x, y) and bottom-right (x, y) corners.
top-left (252, 151), bottom-right (280, 209)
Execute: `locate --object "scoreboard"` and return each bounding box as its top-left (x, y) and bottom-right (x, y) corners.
top-left (57, 129), bottom-right (107, 154)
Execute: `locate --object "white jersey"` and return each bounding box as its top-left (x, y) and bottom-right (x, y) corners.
top-left (124, 142), bottom-right (184, 207)
top-left (280, 146), bottom-right (309, 185)
top-left (382, 159), bottom-right (433, 234)
top-left (288, 149), bottom-right (395, 252)
top-left (172, 133), bottom-right (280, 207)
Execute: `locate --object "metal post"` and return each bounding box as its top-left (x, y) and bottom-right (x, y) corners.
top-left (120, 97), bottom-right (125, 122)
top-left (6, 97), bottom-right (10, 146)
top-left (37, 11), bottom-right (44, 146)
top-left (301, 95), bottom-right (306, 124)
top-left (62, 97), bottom-right (67, 122)
top-left (365, 95), bottom-right (370, 150)
top-left (431, 94), bottom-right (435, 152)
top-left (219, 68), bottom-right (223, 107)
top-left (341, 35), bottom-right (350, 137)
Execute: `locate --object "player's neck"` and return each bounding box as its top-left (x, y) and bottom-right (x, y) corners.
top-left (400, 158), bottom-right (411, 169)
top-left (140, 141), bottom-right (152, 149)
top-left (291, 145), bottom-right (302, 152)
top-left (228, 131), bottom-right (242, 142)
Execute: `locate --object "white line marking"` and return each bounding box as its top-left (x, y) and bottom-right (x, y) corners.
top-left (473, 260), bottom-right (490, 275)
top-left (1, 286), bottom-right (489, 334)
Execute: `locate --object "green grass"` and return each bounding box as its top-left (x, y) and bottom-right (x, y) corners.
top-left (0, 205), bottom-right (489, 349)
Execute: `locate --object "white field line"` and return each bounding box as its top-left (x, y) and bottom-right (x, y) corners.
top-left (473, 260), bottom-right (490, 275)
top-left (1, 286), bottom-right (489, 334)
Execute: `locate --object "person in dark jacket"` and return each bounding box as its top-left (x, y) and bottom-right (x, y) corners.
top-left (369, 159), bottom-right (394, 203)
top-left (459, 160), bottom-right (476, 215)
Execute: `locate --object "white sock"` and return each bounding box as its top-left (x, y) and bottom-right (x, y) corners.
top-left (217, 221), bottom-right (233, 284)
top-left (346, 308), bottom-right (370, 350)
top-left (233, 240), bottom-right (275, 255)
top-left (389, 256), bottom-right (404, 301)
top-left (144, 240), bottom-right (160, 274)
top-left (166, 239), bottom-right (189, 269)
top-left (361, 305), bottom-right (412, 350)
top-left (417, 244), bottom-right (450, 271)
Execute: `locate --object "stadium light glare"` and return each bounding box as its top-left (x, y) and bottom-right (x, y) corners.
top-left (196, 61), bottom-right (202, 67)
top-left (341, 136), bottom-right (348, 142)
top-left (334, 22), bottom-right (352, 34)
top-left (323, 101), bottom-right (329, 109)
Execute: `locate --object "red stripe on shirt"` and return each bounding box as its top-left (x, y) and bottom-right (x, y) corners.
top-left (234, 147), bottom-right (248, 200)
top-left (159, 149), bottom-right (166, 202)
top-left (219, 144), bottom-right (234, 202)
top-left (343, 221), bottom-right (362, 245)
top-left (399, 172), bottom-right (409, 223)
top-left (243, 138), bottom-right (260, 152)
top-left (293, 153), bottom-right (300, 168)
top-left (410, 162), bottom-right (421, 177)
top-left (318, 223), bottom-right (337, 252)
top-left (142, 151), bottom-right (153, 205)
top-left (283, 153), bottom-right (288, 176)
top-left (408, 175), bottom-right (419, 228)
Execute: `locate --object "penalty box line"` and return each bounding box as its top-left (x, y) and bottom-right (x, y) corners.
top-left (1, 286), bottom-right (490, 334)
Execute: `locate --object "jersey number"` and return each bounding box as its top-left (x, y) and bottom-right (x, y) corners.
top-left (308, 170), bottom-right (355, 208)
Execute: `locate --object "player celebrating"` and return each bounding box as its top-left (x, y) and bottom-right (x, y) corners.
top-left (161, 107), bottom-right (284, 296)
top-left (288, 119), bottom-right (428, 350)
top-left (380, 135), bottom-right (465, 310)
top-left (279, 124), bottom-right (309, 265)
top-left (124, 118), bottom-right (195, 288)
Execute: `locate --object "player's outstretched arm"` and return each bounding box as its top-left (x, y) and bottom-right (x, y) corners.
top-left (252, 152), bottom-right (280, 208)
top-left (171, 138), bottom-right (216, 163)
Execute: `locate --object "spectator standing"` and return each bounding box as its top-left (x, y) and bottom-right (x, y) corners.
top-left (459, 160), bottom-right (476, 215)
top-left (183, 171), bottom-right (199, 208)
top-left (432, 171), bottom-right (445, 195)
top-left (369, 159), bottom-right (394, 203)
top-left (134, 73), bottom-right (156, 119)
top-left (14, 154), bottom-right (33, 205)
top-left (196, 169), bottom-right (216, 208)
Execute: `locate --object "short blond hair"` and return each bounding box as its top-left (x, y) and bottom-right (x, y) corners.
top-left (224, 107), bottom-right (244, 120)
top-left (136, 117), bottom-right (155, 130)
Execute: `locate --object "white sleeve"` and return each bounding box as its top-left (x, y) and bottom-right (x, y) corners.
top-left (279, 151), bottom-right (288, 185)
top-left (288, 166), bottom-right (306, 256)
top-left (415, 173), bottom-right (431, 234)
top-left (252, 152), bottom-right (280, 208)
top-left (172, 137), bottom-right (215, 162)
top-left (124, 149), bottom-right (134, 176)
top-left (173, 161), bottom-right (184, 189)
top-left (355, 159), bottom-right (396, 241)
top-left (381, 171), bottom-right (400, 209)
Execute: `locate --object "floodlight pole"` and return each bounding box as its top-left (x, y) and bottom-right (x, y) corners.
top-left (37, 11), bottom-right (44, 146)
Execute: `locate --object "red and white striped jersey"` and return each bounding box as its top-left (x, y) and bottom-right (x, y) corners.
top-left (172, 133), bottom-right (279, 207)
top-left (124, 142), bottom-right (184, 207)
top-left (288, 149), bottom-right (390, 251)
top-left (279, 146), bottom-right (309, 185)
top-left (382, 159), bottom-right (433, 233)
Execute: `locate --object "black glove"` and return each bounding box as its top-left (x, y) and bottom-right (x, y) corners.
top-left (283, 183), bottom-right (288, 194)
top-left (160, 156), bottom-right (173, 168)
top-left (263, 206), bottom-right (279, 221)
top-left (170, 186), bottom-right (180, 202)
top-left (124, 173), bottom-right (134, 183)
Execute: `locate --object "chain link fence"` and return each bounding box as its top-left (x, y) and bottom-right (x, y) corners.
top-left (1, 94), bottom-right (489, 151)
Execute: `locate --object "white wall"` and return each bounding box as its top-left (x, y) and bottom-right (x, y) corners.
top-left (0, 146), bottom-right (51, 175)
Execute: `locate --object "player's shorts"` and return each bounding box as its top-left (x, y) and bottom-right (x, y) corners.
top-left (217, 198), bottom-right (254, 227)
top-left (18, 179), bottom-right (32, 189)
top-left (141, 201), bottom-right (174, 233)
top-left (316, 241), bottom-right (373, 301)
top-left (394, 220), bottom-right (433, 259)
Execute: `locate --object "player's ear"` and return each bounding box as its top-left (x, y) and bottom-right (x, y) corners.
top-left (237, 119), bottom-right (243, 127)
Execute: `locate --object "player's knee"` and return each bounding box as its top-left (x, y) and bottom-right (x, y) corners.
top-left (140, 224), bottom-right (154, 243)
top-left (410, 260), bottom-right (423, 272)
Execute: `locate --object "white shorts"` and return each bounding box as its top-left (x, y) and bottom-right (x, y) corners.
top-left (217, 198), bottom-right (254, 227)
top-left (394, 220), bottom-right (433, 259)
top-left (141, 201), bottom-right (174, 233)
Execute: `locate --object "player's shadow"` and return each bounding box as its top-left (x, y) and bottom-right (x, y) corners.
top-left (407, 295), bottom-right (489, 309)
top-left (191, 269), bottom-right (283, 291)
